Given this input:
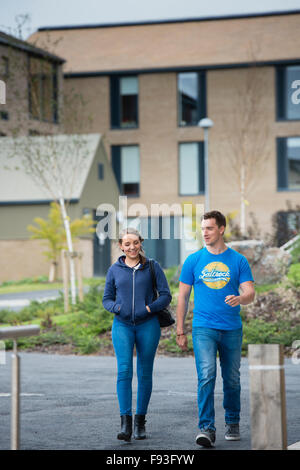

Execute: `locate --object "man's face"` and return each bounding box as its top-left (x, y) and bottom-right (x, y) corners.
top-left (201, 218), bottom-right (225, 246)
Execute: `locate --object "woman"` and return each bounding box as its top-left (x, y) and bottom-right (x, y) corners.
top-left (102, 227), bottom-right (172, 442)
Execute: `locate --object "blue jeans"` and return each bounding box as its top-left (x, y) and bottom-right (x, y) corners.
top-left (111, 316), bottom-right (161, 416)
top-left (192, 327), bottom-right (243, 432)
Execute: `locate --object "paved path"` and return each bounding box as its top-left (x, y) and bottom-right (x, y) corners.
top-left (0, 287), bottom-right (90, 311)
top-left (0, 353), bottom-right (299, 450)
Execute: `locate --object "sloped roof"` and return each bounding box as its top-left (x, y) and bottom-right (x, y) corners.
top-left (0, 133), bottom-right (102, 203)
top-left (0, 31), bottom-right (65, 63)
top-left (28, 11), bottom-right (300, 74)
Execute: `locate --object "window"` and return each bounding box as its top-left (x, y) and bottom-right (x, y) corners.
top-left (178, 72), bottom-right (206, 126)
top-left (276, 66), bottom-right (300, 121)
top-left (0, 111), bottom-right (9, 120)
top-left (28, 57), bottom-right (59, 123)
top-left (110, 75), bottom-right (138, 128)
top-left (0, 56), bottom-right (9, 77)
top-left (111, 145), bottom-right (140, 196)
top-left (277, 137), bottom-right (300, 190)
top-left (179, 142), bottom-right (204, 195)
top-left (98, 163), bottom-right (104, 180)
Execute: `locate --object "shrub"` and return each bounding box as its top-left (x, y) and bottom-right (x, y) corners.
top-left (287, 263), bottom-right (300, 288)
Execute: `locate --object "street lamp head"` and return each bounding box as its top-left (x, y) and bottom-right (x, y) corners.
top-left (198, 118), bottom-right (214, 129)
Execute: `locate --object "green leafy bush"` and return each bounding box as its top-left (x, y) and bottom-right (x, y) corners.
top-left (287, 263), bottom-right (300, 288)
top-left (242, 318), bottom-right (300, 354)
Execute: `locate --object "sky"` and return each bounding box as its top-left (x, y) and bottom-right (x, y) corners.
top-left (0, 0), bottom-right (300, 39)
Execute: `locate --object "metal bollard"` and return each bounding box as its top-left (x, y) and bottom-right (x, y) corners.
top-left (0, 325), bottom-right (40, 450)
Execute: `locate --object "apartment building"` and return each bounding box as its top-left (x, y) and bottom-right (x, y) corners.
top-left (26, 10), bottom-right (300, 268)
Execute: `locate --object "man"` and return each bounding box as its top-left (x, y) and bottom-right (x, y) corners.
top-left (176, 210), bottom-right (255, 448)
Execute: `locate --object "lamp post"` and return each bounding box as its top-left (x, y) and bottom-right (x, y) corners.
top-left (198, 118), bottom-right (214, 212)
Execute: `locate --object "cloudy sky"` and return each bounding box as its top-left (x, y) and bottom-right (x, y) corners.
top-left (0, 0), bottom-right (300, 39)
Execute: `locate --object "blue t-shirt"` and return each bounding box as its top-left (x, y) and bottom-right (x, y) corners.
top-left (179, 246), bottom-right (254, 330)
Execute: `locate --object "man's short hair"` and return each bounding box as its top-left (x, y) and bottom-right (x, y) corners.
top-left (203, 210), bottom-right (226, 229)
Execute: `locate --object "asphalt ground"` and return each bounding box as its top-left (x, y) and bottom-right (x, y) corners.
top-left (0, 353), bottom-right (299, 453)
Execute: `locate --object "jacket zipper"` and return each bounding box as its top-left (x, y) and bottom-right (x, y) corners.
top-left (132, 269), bottom-right (135, 324)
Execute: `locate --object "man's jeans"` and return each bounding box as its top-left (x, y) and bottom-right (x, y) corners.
top-left (192, 327), bottom-right (243, 431)
top-left (112, 316), bottom-right (161, 416)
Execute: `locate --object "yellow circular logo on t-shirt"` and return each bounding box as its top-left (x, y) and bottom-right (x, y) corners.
top-left (200, 262), bottom-right (231, 289)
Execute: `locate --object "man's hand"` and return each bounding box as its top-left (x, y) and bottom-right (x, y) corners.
top-left (176, 334), bottom-right (188, 351)
top-left (225, 281), bottom-right (255, 307)
top-left (225, 295), bottom-right (241, 307)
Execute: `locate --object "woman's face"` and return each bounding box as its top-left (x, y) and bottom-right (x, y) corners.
top-left (119, 234), bottom-right (141, 260)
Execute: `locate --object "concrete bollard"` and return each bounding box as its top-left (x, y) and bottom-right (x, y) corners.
top-left (248, 344), bottom-right (287, 450)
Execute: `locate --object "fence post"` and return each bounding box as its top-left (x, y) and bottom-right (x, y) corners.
top-left (61, 250), bottom-right (69, 312)
top-left (11, 340), bottom-right (20, 450)
top-left (76, 253), bottom-right (84, 302)
top-left (0, 325), bottom-right (40, 450)
top-left (248, 344), bottom-right (287, 450)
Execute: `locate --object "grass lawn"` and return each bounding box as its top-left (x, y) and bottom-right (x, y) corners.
top-left (0, 277), bottom-right (104, 295)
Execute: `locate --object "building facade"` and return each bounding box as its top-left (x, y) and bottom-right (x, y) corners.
top-left (1, 10), bottom-right (299, 276)
top-left (28, 11), bottom-right (300, 268)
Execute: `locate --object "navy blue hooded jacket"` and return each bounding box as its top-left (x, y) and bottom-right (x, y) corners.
top-left (102, 256), bottom-right (172, 325)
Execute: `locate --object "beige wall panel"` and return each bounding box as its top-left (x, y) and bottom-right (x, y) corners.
top-left (0, 238), bottom-right (93, 282)
top-left (29, 14), bottom-right (300, 73)
top-left (0, 239), bottom-right (52, 282)
top-left (64, 76), bottom-right (109, 134)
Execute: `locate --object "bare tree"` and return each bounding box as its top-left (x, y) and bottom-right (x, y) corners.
top-left (220, 42), bottom-right (271, 236)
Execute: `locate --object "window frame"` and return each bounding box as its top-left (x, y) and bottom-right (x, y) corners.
top-left (276, 136), bottom-right (300, 192)
top-left (110, 75), bottom-right (139, 130)
top-left (28, 56), bottom-right (59, 124)
top-left (177, 71), bottom-right (206, 127)
top-left (0, 56), bottom-right (9, 78)
top-left (111, 144), bottom-right (140, 197)
top-left (178, 141), bottom-right (205, 196)
top-left (276, 65), bottom-right (300, 122)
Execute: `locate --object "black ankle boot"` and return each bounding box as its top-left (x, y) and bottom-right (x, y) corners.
top-left (117, 415), bottom-right (132, 441)
top-left (134, 414), bottom-right (147, 440)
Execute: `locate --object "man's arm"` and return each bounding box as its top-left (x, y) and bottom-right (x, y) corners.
top-left (176, 281), bottom-right (192, 351)
top-left (225, 281), bottom-right (255, 307)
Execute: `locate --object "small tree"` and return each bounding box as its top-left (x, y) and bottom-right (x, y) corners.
top-left (220, 42), bottom-right (271, 236)
top-left (27, 202), bottom-right (95, 282)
